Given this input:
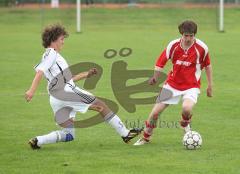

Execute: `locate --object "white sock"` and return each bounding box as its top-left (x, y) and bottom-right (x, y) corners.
top-left (37, 131), bottom-right (58, 146)
top-left (184, 124), bottom-right (191, 133)
top-left (105, 113), bottom-right (129, 137)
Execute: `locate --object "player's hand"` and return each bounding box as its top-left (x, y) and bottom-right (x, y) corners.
top-left (87, 68), bottom-right (97, 78)
top-left (207, 85), bottom-right (213, 97)
top-left (25, 90), bottom-right (34, 102)
top-left (148, 77), bottom-right (157, 85)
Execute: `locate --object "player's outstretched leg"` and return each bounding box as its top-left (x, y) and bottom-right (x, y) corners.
top-left (180, 99), bottom-right (195, 133)
top-left (134, 103), bottom-right (168, 146)
top-left (28, 119), bottom-right (75, 150)
top-left (89, 99), bottom-right (142, 143)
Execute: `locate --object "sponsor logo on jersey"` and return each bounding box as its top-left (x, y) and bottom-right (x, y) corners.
top-left (176, 60), bottom-right (191, 66)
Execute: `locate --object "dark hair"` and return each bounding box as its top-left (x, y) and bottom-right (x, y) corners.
top-left (42, 24), bottom-right (69, 48)
top-left (178, 20), bottom-right (197, 35)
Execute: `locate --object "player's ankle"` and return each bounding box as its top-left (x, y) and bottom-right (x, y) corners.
top-left (143, 131), bottom-right (151, 141)
top-left (180, 120), bottom-right (190, 128)
top-left (180, 113), bottom-right (192, 127)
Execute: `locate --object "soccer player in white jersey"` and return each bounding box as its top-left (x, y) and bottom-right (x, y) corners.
top-left (134, 20), bottom-right (213, 146)
top-left (25, 24), bottom-right (142, 149)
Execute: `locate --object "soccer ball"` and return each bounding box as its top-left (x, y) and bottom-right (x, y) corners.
top-left (183, 131), bottom-right (202, 150)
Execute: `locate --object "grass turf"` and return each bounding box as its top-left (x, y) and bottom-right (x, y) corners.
top-left (0, 6), bottom-right (239, 174)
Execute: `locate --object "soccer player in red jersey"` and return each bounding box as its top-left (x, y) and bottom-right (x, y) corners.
top-left (134, 20), bottom-right (213, 146)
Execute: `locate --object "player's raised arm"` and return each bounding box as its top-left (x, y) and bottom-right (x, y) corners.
top-left (25, 70), bottom-right (44, 102)
top-left (72, 68), bottom-right (97, 82)
top-left (205, 65), bottom-right (213, 97)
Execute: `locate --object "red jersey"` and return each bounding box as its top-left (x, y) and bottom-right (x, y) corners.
top-left (155, 38), bottom-right (211, 91)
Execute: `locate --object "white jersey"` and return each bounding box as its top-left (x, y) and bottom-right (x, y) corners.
top-left (34, 48), bottom-right (95, 115)
top-left (35, 48), bottom-right (75, 93)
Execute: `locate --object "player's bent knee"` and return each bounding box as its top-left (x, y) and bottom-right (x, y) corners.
top-left (90, 105), bottom-right (104, 112)
top-left (92, 99), bottom-right (110, 113)
top-left (94, 98), bottom-right (107, 107)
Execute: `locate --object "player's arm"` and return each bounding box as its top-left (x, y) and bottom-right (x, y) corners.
top-left (25, 49), bottom-right (57, 102)
top-left (203, 52), bottom-right (213, 97)
top-left (25, 70), bottom-right (44, 102)
top-left (72, 68), bottom-right (97, 82)
top-left (205, 65), bottom-right (213, 97)
top-left (149, 69), bottom-right (162, 85)
top-left (149, 49), bottom-right (168, 85)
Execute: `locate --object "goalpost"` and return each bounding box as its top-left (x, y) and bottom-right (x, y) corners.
top-left (75, 0), bottom-right (224, 33)
top-left (76, 0), bottom-right (81, 33)
top-left (219, 0), bottom-right (224, 32)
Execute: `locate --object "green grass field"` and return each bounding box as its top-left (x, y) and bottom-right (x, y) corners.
top-left (0, 6), bottom-right (240, 174)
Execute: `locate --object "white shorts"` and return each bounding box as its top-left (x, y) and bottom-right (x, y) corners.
top-left (158, 84), bottom-right (200, 105)
top-left (49, 86), bottom-right (95, 118)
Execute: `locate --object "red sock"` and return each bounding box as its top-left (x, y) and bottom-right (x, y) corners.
top-left (143, 121), bottom-right (156, 141)
top-left (143, 131), bottom-right (150, 142)
top-left (180, 114), bottom-right (192, 128)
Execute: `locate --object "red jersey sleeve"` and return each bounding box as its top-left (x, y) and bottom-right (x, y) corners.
top-left (155, 49), bottom-right (168, 68)
top-left (202, 53), bottom-right (211, 68)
